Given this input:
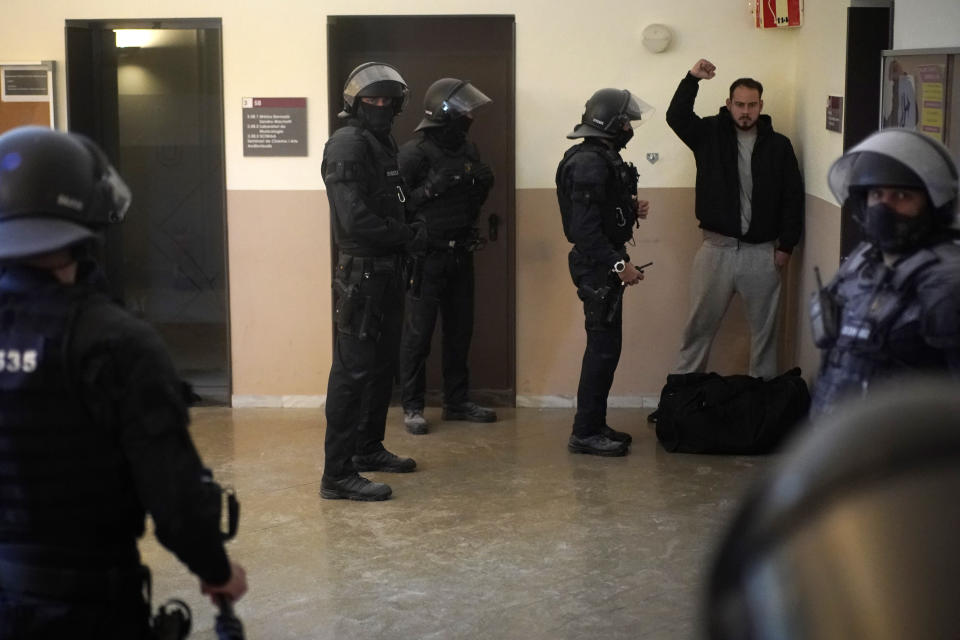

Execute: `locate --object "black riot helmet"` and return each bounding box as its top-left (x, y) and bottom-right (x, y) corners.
top-left (567, 88), bottom-right (654, 140)
top-left (706, 379), bottom-right (960, 640)
top-left (414, 78), bottom-right (492, 132)
top-left (829, 128), bottom-right (959, 228)
top-left (0, 126), bottom-right (131, 261)
top-left (338, 62), bottom-right (409, 119)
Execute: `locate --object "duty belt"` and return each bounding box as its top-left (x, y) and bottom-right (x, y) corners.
top-left (338, 252), bottom-right (402, 274)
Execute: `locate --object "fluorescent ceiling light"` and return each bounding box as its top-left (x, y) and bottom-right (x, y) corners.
top-left (114, 29), bottom-right (154, 48)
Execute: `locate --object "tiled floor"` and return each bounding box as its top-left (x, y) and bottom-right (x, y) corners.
top-left (140, 406), bottom-right (767, 639)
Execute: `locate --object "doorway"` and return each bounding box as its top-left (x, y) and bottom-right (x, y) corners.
top-left (327, 15), bottom-right (517, 406)
top-left (66, 19), bottom-right (230, 404)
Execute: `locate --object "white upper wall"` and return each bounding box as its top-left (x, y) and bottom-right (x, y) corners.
top-left (793, 0), bottom-right (849, 203)
top-left (894, 0), bottom-right (960, 49)
top-left (1, 0), bottom-right (806, 192)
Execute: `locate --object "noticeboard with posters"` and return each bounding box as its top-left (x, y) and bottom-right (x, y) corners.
top-left (880, 48), bottom-right (959, 159)
top-left (0, 61), bottom-right (55, 135)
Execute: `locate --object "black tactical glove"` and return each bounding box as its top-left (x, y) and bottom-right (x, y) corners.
top-left (468, 161), bottom-right (494, 189)
top-left (424, 167), bottom-right (462, 198)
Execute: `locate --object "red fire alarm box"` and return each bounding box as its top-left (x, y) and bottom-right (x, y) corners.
top-left (756, 0), bottom-right (803, 28)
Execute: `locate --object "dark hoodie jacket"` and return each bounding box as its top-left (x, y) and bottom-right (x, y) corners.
top-left (666, 73), bottom-right (804, 252)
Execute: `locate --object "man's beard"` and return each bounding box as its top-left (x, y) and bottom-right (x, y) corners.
top-left (735, 117), bottom-right (757, 131)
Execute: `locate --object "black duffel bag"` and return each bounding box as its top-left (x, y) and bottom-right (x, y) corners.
top-left (652, 368), bottom-right (810, 454)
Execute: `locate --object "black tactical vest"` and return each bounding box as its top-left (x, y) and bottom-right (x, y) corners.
top-left (415, 137), bottom-right (483, 233)
top-left (326, 125), bottom-right (407, 255)
top-left (556, 142), bottom-right (639, 246)
top-left (0, 274), bottom-right (143, 552)
top-left (811, 243), bottom-right (953, 414)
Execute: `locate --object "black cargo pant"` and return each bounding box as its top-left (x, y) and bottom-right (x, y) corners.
top-left (324, 254), bottom-right (405, 479)
top-left (0, 556), bottom-right (151, 640)
top-left (570, 251), bottom-right (624, 438)
top-left (399, 249), bottom-right (474, 411)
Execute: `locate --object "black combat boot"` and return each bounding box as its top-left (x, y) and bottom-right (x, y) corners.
top-left (442, 401), bottom-right (497, 423)
top-left (602, 424), bottom-right (633, 445)
top-left (352, 448), bottom-right (417, 473)
top-left (568, 433), bottom-right (629, 457)
top-left (403, 409), bottom-right (428, 435)
top-left (320, 474), bottom-right (392, 501)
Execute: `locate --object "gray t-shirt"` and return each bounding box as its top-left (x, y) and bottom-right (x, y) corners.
top-left (737, 127), bottom-right (758, 235)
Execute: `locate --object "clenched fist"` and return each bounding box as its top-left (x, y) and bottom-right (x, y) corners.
top-left (690, 59), bottom-right (716, 80)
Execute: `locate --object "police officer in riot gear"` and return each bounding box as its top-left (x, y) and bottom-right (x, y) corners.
top-left (809, 128), bottom-right (960, 418)
top-left (556, 88), bottom-right (654, 456)
top-left (397, 78), bottom-right (496, 435)
top-left (706, 379), bottom-right (960, 640)
top-left (321, 62), bottom-right (426, 500)
top-left (0, 126), bottom-right (246, 638)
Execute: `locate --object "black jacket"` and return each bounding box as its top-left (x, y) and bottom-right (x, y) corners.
top-left (0, 264), bottom-right (230, 585)
top-left (322, 120), bottom-right (414, 256)
top-left (667, 73), bottom-right (804, 252)
top-left (398, 132), bottom-right (493, 235)
top-left (555, 139), bottom-right (638, 271)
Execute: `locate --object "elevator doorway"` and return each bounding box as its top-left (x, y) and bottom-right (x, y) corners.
top-left (66, 19), bottom-right (230, 404)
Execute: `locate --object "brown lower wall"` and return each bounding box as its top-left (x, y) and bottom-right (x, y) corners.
top-left (519, 187), bottom-right (769, 399)
top-left (227, 189), bottom-right (332, 396)
top-left (791, 193), bottom-right (843, 384)
top-left (226, 188), bottom-right (839, 401)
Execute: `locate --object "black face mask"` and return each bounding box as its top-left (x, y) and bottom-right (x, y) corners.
top-left (611, 127), bottom-right (634, 151)
top-left (357, 102), bottom-right (395, 134)
top-left (860, 202), bottom-right (932, 253)
top-left (431, 117), bottom-right (472, 149)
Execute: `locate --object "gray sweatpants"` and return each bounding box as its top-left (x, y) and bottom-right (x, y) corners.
top-left (674, 232), bottom-right (782, 379)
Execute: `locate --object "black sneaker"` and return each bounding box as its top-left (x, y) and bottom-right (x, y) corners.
top-left (320, 474), bottom-right (392, 501)
top-left (442, 402), bottom-right (497, 423)
top-left (403, 410), bottom-right (428, 435)
top-left (568, 434), bottom-right (629, 457)
top-left (352, 448), bottom-right (417, 473)
top-left (602, 424), bottom-right (633, 445)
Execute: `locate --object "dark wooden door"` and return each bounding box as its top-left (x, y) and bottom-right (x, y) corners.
top-left (327, 15), bottom-right (516, 405)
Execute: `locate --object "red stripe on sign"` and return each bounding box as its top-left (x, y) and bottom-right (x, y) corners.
top-left (250, 98), bottom-right (306, 108)
top-left (763, 0), bottom-right (777, 28)
top-left (788, 0), bottom-right (801, 26)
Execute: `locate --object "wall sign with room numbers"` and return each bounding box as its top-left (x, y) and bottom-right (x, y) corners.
top-left (242, 97), bottom-right (307, 157)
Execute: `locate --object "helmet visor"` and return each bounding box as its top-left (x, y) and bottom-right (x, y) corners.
top-left (442, 82), bottom-right (492, 118)
top-left (345, 64), bottom-right (408, 103)
top-left (829, 129), bottom-right (959, 207)
top-left (623, 92), bottom-right (656, 128)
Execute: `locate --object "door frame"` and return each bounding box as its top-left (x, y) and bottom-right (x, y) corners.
top-left (326, 14), bottom-right (517, 406)
top-left (65, 17), bottom-right (232, 401)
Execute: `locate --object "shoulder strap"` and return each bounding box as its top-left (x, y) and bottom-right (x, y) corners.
top-left (891, 247), bottom-right (939, 291)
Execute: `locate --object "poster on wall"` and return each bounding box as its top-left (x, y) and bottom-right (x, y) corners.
top-left (0, 61), bottom-right (55, 134)
top-left (881, 51), bottom-right (953, 147)
top-left (917, 64), bottom-right (945, 142)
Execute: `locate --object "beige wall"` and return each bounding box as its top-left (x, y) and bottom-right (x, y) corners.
top-left (227, 191), bottom-right (332, 401)
top-left (789, 0), bottom-right (849, 382)
top-left (9, 0), bottom-right (949, 404)
top-left (518, 187), bottom-right (762, 403)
